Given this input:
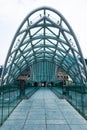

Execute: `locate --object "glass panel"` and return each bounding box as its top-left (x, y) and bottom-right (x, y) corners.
top-left (29, 10), bottom-right (44, 24)
top-left (46, 9), bottom-right (61, 24)
top-left (31, 61), bottom-right (56, 82)
top-left (30, 27), bottom-right (41, 36)
top-left (47, 27), bottom-right (59, 36)
top-left (0, 84), bottom-right (20, 125)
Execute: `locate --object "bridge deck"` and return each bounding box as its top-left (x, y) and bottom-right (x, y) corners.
top-left (0, 87), bottom-right (87, 130)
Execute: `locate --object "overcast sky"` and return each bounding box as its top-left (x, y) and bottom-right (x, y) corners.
top-left (0, 0), bottom-right (87, 65)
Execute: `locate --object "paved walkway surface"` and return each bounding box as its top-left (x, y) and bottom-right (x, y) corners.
top-left (0, 87), bottom-right (87, 130)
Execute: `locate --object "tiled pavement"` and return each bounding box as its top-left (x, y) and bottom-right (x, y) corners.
top-left (0, 87), bottom-right (87, 130)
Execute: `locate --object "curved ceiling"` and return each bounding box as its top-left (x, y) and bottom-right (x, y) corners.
top-left (1, 6), bottom-right (87, 84)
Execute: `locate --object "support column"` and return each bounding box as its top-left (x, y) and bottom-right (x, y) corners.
top-left (20, 80), bottom-right (25, 97)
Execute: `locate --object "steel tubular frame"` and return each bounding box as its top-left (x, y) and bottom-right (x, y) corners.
top-left (1, 6), bottom-right (87, 85)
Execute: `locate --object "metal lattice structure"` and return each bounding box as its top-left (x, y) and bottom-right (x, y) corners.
top-left (1, 6), bottom-right (87, 85)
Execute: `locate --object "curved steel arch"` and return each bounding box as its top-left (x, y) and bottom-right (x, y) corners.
top-left (1, 6), bottom-right (87, 84)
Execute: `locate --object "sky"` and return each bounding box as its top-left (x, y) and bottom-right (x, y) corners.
top-left (0, 0), bottom-right (87, 65)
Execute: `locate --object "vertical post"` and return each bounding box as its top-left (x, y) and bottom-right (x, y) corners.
top-left (81, 84), bottom-right (85, 115)
top-left (20, 80), bottom-right (25, 98)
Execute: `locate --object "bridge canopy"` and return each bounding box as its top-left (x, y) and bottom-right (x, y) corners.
top-left (1, 7), bottom-right (87, 85)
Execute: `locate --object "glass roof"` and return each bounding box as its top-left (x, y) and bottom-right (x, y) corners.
top-left (1, 7), bottom-right (87, 85)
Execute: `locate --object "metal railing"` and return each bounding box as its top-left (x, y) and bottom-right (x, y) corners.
top-left (0, 84), bottom-right (39, 126)
top-left (50, 83), bottom-right (87, 119)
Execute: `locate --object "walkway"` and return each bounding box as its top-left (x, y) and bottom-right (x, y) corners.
top-left (0, 87), bottom-right (87, 130)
